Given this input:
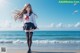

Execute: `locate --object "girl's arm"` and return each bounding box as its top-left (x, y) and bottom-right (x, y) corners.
top-left (32, 14), bottom-right (37, 27)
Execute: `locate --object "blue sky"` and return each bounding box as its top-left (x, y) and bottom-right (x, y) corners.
top-left (0, 0), bottom-right (80, 31)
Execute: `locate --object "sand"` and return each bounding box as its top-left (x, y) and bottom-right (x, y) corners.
top-left (0, 48), bottom-right (79, 53)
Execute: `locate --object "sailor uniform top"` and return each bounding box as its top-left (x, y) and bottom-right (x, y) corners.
top-left (22, 13), bottom-right (37, 30)
top-left (23, 13), bottom-right (37, 27)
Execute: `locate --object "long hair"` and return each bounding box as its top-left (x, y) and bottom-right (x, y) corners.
top-left (13, 3), bottom-right (37, 21)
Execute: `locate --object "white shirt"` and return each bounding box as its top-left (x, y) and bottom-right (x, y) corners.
top-left (23, 13), bottom-right (37, 26)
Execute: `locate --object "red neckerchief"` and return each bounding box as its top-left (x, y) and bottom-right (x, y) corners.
top-left (25, 15), bottom-right (29, 20)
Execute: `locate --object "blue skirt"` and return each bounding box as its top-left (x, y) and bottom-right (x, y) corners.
top-left (23, 22), bottom-right (37, 30)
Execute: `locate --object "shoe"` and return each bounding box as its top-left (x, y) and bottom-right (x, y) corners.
top-left (27, 49), bottom-right (31, 53)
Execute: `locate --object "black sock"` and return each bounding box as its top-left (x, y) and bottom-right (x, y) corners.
top-left (30, 32), bottom-right (33, 36)
top-left (29, 32), bottom-right (33, 49)
top-left (26, 32), bottom-right (33, 50)
top-left (26, 32), bottom-right (29, 48)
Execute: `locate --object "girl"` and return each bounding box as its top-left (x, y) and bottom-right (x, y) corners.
top-left (13, 3), bottom-right (38, 53)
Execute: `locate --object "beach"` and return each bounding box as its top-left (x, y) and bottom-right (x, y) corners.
top-left (0, 43), bottom-right (80, 53)
top-left (2, 48), bottom-right (80, 53)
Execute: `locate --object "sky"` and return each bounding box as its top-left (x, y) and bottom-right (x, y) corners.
top-left (0, 0), bottom-right (80, 31)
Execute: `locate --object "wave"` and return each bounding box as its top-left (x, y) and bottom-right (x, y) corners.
top-left (0, 40), bottom-right (80, 44)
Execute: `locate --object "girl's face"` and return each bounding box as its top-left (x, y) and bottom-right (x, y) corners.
top-left (26, 6), bottom-right (31, 12)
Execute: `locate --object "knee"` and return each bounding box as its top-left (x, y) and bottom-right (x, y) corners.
top-left (27, 38), bottom-right (32, 41)
top-left (28, 38), bottom-right (32, 41)
top-left (27, 38), bottom-right (30, 41)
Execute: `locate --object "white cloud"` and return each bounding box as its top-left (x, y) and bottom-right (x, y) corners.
top-left (38, 22), bottom-right (80, 30)
top-left (73, 10), bottom-right (79, 14)
top-left (0, 19), bottom-right (23, 31)
top-left (74, 3), bottom-right (77, 6)
top-left (55, 23), bottom-right (63, 28)
top-left (67, 24), bottom-right (72, 28)
top-left (74, 22), bottom-right (80, 28)
top-left (47, 23), bottom-right (63, 28)
top-left (49, 23), bottom-right (55, 27)
top-left (0, 20), bottom-right (80, 31)
top-left (64, 24), bottom-right (73, 28)
top-left (0, 20), bottom-right (10, 28)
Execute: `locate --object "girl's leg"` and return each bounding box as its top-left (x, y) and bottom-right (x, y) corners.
top-left (26, 31), bottom-right (30, 48)
top-left (29, 32), bottom-right (33, 49)
top-left (26, 30), bottom-right (33, 50)
top-left (28, 29), bottom-right (34, 49)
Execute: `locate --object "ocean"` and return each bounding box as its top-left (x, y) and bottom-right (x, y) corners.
top-left (0, 31), bottom-right (80, 50)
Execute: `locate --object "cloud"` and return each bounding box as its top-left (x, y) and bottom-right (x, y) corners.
top-left (0, 20), bottom-right (10, 28)
top-left (38, 23), bottom-right (65, 30)
top-left (66, 24), bottom-right (73, 28)
top-left (49, 23), bottom-right (55, 27)
top-left (74, 3), bottom-right (77, 6)
top-left (73, 10), bottom-right (79, 14)
top-left (0, 19), bottom-right (23, 31)
top-left (55, 23), bottom-right (63, 28)
top-left (0, 20), bottom-right (80, 31)
top-left (47, 23), bottom-right (63, 28)
top-left (74, 22), bottom-right (80, 28)
top-left (38, 22), bottom-right (80, 30)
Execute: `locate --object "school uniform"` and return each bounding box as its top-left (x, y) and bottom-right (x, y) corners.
top-left (23, 13), bottom-right (37, 30)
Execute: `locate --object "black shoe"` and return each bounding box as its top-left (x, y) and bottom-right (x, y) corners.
top-left (29, 49), bottom-right (31, 53)
top-left (28, 49), bottom-right (31, 53)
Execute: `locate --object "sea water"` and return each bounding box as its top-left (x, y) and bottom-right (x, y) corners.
top-left (0, 31), bottom-right (80, 50)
